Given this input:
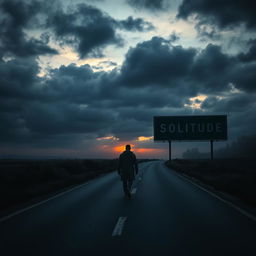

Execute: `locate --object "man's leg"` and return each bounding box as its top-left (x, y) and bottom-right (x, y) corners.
top-left (122, 180), bottom-right (129, 196)
top-left (128, 180), bottom-right (133, 192)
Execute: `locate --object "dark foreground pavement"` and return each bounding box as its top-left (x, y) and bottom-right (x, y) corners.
top-left (0, 161), bottom-right (256, 256)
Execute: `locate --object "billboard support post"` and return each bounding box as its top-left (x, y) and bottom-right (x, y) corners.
top-left (210, 140), bottom-right (213, 160)
top-left (168, 140), bottom-right (172, 162)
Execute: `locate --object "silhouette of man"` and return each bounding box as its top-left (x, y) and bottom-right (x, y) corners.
top-left (117, 144), bottom-right (138, 198)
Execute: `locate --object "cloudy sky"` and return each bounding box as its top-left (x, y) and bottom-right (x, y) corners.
top-left (0, 0), bottom-right (256, 159)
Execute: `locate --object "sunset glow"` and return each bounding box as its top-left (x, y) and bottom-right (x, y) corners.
top-left (137, 136), bottom-right (153, 141)
top-left (135, 148), bottom-right (164, 154)
top-left (112, 143), bottom-right (165, 158)
top-left (97, 136), bottom-right (119, 141)
top-left (113, 144), bottom-right (135, 153)
top-left (185, 95), bottom-right (207, 109)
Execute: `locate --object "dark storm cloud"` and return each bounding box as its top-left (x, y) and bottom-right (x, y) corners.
top-left (0, 57), bottom-right (117, 143)
top-left (1, 0), bottom-right (155, 60)
top-left (1, 31), bottom-right (256, 150)
top-left (199, 92), bottom-right (256, 140)
top-left (0, 38), bottom-right (193, 145)
top-left (230, 63), bottom-right (256, 92)
top-left (238, 40), bottom-right (256, 62)
top-left (0, 57), bottom-right (40, 99)
top-left (47, 3), bottom-right (121, 58)
top-left (0, 0), bottom-right (58, 58)
top-left (119, 16), bottom-right (155, 31)
top-left (201, 94), bottom-right (256, 112)
top-left (194, 23), bottom-right (220, 41)
top-left (92, 60), bottom-right (117, 70)
top-left (42, 63), bottom-right (106, 104)
top-left (46, 3), bottom-right (155, 58)
top-left (127, 0), bottom-right (170, 11)
top-left (111, 119), bottom-right (150, 140)
top-left (119, 38), bottom-right (256, 94)
top-left (169, 31), bottom-right (180, 43)
top-left (42, 61), bottom-right (183, 110)
top-left (119, 37), bottom-right (196, 88)
top-left (190, 44), bottom-right (234, 93)
top-left (107, 87), bottom-right (184, 109)
top-left (177, 0), bottom-right (256, 30)
top-left (0, 93), bottom-right (117, 144)
top-left (99, 60), bottom-right (117, 67)
top-left (23, 102), bottom-right (116, 135)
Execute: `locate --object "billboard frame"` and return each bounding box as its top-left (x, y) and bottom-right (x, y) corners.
top-left (153, 115), bottom-right (228, 160)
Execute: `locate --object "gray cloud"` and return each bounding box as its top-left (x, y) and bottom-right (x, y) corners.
top-left (119, 38), bottom-right (256, 95)
top-left (1, 1), bottom-right (155, 60)
top-left (0, 57), bottom-right (40, 99)
top-left (2, 35), bottom-right (256, 145)
top-left (190, 44), bottom-right (234, 93)
top-left (230, 63), bottom-right (256, 92)
top-left (201, 94), bottom-right (256, 112)
top-left (169, 31), bottom-right (180, 43)
top-left (127, 0), bottom-right (170, 11)
top-left (23, 102), bottom-right (116, 135)
top-left (0, 0), bottom-right (58, 59)
top-left (177, 0), bottom-right (256, 30)
top-left (118, 16), bottom-right (155, 31)
top-left (119, 37), bottom-right (196, 88)
top-left (47, 3), bottom-right (121, 58)
top-left (46, 3), bottom-right (155, 58)
top-left (238, 39), bottom-right (256, 62)
top-left (1, 10), bottom-right (256, 158)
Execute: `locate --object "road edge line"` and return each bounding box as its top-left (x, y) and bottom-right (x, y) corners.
top-left (173, 170), bottom-right (256, 222)
top-left (0, 180), bottom-right (92, 223)
top-left (0, 164), bottom-right (148, 223)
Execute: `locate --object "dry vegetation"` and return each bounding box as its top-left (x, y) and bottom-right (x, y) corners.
top-left (0, 159), bottom-right (119, 213)
top-left (0, 158), bottom-right (152, 214)
top-left (166, 159), bottom-right (256, 208)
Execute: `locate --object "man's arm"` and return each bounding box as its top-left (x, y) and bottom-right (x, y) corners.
top-left (133, 153), bottom-right (138, 175)
top-left (117, 155), bottom-right (121, 175)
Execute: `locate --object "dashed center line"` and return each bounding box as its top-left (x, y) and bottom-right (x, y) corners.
top-left (131, 188), bottom-right (137, 195)
top-left (112, 217), bottom-right (127, 236)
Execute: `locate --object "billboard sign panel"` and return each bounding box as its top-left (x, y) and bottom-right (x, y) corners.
top-left (154, 115), bottom-right (227, 141)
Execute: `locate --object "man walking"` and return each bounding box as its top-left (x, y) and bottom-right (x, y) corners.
top-left (117, 144), bottom-right (138, 198)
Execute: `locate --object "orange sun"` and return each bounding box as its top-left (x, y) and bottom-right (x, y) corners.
top-left (113, 144), bottom-right (135, 153)
top-left (113, 144), bottom-right (165, 157)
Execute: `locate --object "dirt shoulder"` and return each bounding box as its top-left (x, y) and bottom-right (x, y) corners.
top-left (165, 158), bottom-right (256, 209)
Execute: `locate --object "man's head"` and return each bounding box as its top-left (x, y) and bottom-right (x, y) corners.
top-left (125, 144), bottom-right (131, 151)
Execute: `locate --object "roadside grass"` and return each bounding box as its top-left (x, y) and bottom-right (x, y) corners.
top-left (0, 158), bottom-right (153, 214)
top-left (166, 159), bottom-right (256, 208)
top-left (0, 159), bottom-right (117, 213)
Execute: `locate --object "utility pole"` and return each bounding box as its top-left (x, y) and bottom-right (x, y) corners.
top-left (169, 140), bottom-right (172, 162)
top-left (210, 140), bottom-right (213, 160)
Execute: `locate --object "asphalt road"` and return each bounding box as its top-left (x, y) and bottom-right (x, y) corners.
top-left (0, 161), bottom-right (256, 256)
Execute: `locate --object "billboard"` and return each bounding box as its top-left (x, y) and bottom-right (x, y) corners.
top-left (154, 115), bottom-right (227, 141)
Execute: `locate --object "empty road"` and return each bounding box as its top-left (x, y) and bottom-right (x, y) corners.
top-left (0, 161), bottom-right (256, 256)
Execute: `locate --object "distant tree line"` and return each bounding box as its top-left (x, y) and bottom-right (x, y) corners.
top-left (182, 134), bottom-right (256, 159)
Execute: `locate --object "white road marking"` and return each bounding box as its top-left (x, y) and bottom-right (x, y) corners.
top-left (112, 217), bottom-right (127, 236)
top-left (175, 172), bottom-right (256, 222)
top-left (131, 188), bottom-right (137, 195)
top-left (0, 181), bottom-right (91, 223)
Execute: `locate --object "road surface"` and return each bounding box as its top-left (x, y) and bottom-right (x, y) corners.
top-left (0, 161), bottom-right (256, 256)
